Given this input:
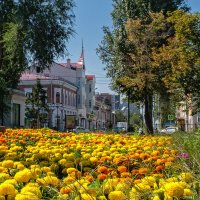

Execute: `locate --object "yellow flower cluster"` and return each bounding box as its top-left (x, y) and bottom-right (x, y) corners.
top-left (0, 128), bottom-right (197, 199)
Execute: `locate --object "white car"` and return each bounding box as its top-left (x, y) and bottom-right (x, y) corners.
top-left (160, 126), bottom-right (178, 134)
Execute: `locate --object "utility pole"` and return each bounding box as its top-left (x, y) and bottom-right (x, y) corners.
top-left (127, 89), bottom-right (130, 132)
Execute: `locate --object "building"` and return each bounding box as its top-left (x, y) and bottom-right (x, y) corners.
top-left (19, 73), bottom-right (77, 130)
top-left (2, 89), bottom-right (26, 128)
top-left (85, 75), bottom-right (96, 130)
top-left (19, 47), bottom-right (87, 130)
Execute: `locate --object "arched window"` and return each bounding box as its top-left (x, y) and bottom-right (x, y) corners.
top-left (56, 92), bottom-right (60, 103)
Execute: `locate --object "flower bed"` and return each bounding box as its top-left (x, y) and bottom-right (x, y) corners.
top-left (0, 128), bottom-right (198, 199)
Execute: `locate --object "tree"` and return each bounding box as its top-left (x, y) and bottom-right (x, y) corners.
top-left (25, 79), bottom-right (49, 128)
top-left (152, 10), bottom-right (200, 130)
top-left (0, 0), bottom-right (75, 124)
top-left (97, 0), bottom-right (188, 133)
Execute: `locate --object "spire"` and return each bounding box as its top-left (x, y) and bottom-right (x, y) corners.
top-left (77, 40), bottom-right (85, 70)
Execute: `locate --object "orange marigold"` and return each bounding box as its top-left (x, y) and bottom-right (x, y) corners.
top-left (118, 166), bottom-right (127, 173)
top-left (138, 168), bottom-right (148, 175)
top-left (98, 173), bottom-right (107, 181)
top-left (97, 166), bottom-right (109, 174)
top-left (120, 172), bottom-right (131, 178)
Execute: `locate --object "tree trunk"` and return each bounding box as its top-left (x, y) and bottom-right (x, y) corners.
top-left (144, 94), bottom-right (154, 134)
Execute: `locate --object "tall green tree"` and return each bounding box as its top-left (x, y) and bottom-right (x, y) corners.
top-left (25, 79), bottom-right (49, 128)
top-left (97, 0), bottom-right (188, 133)
top-left (0, 0), bottom-right (75, 125)
top-left (153, 10), bottom-right (200, 130)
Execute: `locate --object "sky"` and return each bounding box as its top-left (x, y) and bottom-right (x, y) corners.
top-left (61, 0), bottom-right (200, 95)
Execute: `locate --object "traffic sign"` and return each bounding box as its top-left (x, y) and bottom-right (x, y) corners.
top-left (168, 115), bottom-right (174, 121)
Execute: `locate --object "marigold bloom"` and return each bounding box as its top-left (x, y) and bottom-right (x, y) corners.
top-left (85, 175), bottom-right (94, 182)
top-left (0, 183), bottom-right (17, 197)
top-left (121, 172), bottom-right (131, 178)
top-left (97, 166), bottom-right (109, 174)
top-left (14, 169), bottom-right (32, 183)
top-left (63, 176), bottom-right (75, 184)
top-left (138, 168), bottom-right (148, 174)
top-left (15, 192), bottom-right (39, 200)
top-left (20, 186), bottom-right (42, 198)
top-left (108, 191), bottom-right (126, 200)
top-left (118, 166), bottom-right (127, 173)
top-left (97, 173), bottom-right (107, 181)
top-left (60, 186), bottom-right (72, 194)
top-left (164, 182), bottom-right (184, 198)
top-left (2, 160), bottom-right (14, 168)
top-left (184, 188), bottom-right (193, 196)
top-left (67, 167), bottom-right (77, 174)
top-left (0, 173), bottom-right (9, 180)
top-left (43, 176), bottom-right (60, 186)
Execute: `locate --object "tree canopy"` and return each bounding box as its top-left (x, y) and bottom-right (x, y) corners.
top-left (97, 0), bottom-right (190, 133)
top-left (0, 0), bottom-right (75, 124)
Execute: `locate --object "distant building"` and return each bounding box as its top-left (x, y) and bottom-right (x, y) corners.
top-left (19, 46), bottom-right (87, 130)
top-left (85, 75), bottom-right (96, 130)
top-left (19, 74), bottom-right (77, 130)
top-left (2, 89), bottom-right (26, 128)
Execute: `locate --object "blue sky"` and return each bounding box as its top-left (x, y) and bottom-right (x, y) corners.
top-left (62, 0), bottom-right (200, 94)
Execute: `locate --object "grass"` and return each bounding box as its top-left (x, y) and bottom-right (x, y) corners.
top-left (171, 130), bottom-right (200, 175)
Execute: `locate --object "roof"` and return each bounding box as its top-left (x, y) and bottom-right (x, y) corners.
top-left (60, 48), bottom-right (85, 69)
top-left (20, 73), bottom-right (55, 80)
top-left (86, 75), bottom-right (95, 81)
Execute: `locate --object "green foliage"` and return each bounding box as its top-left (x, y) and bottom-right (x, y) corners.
top-left (25, 80), bottom-right (49, 128)
top-left (97, 0), bottom-right (188, 133)
top-left (0, 0), bottom-right (75, 123)
top-left (172, 131), bottom-right (200, 174)
top-left (153, 10), bottom-right (200, 96)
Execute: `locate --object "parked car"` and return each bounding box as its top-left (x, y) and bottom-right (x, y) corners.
top-left (160, 126), bottom-right (178, 134)
top-left (73, 127), bottom-right (89, 133)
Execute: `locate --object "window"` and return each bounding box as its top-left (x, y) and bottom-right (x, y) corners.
top-left (77, 94), bottom-right (80, 105)
top-left (12, 103), bottom-right (20, 127)
top-left (89, 84), bottom-right (92, 93)
top-left (56, 92), bottom-right (60, 103)
top-left (36, 66), bottom-right (41, 73)
top-left (25, 92), bottom-right (32, 98)
top-left (89, 100), bottom-right (92, 108)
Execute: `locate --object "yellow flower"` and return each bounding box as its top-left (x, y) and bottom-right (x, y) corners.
top-left (152, 196), bottom-right (161, 200)
top-left (184, 188), bottom-right (193, 196)
top-left (0, 183), bottom-right (17, 197)
top-left (63, 176), bottom-right (75, 184)
top-left (14, 169), bottom-right (32, 183)
top-left (43, 176), bottom-right (60, 186)
top-left (108, 191), bottom-right (126, 200)
top-left (41, 167), bottom-right (51, 173)
top-left (164, 182), bottom-right (184, 198)
top-left (115, 183), bottom-right (129, 192)
top-left (2, 160), bottom-right (14, 168)
top-left (3, 179), bottom-right (17, 185)
top-left (90, 157), bottom-right (98, 163)
top-left (21, 186), bottom-right (42, 198)
top-left (0, 167), bottom-right (7, 173)
top-left (98, 196), bottom-right (107, 200)
top-left (15, 192), bottom-right (39, 200)
top-left (179, 172), bottom-right (194, 182)
top-left (0, 173), bottom-right (9, 180)
top-left (67, 168), bottom-right (77, 174)
top-left (81, 193), bottom-right (96, 200)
